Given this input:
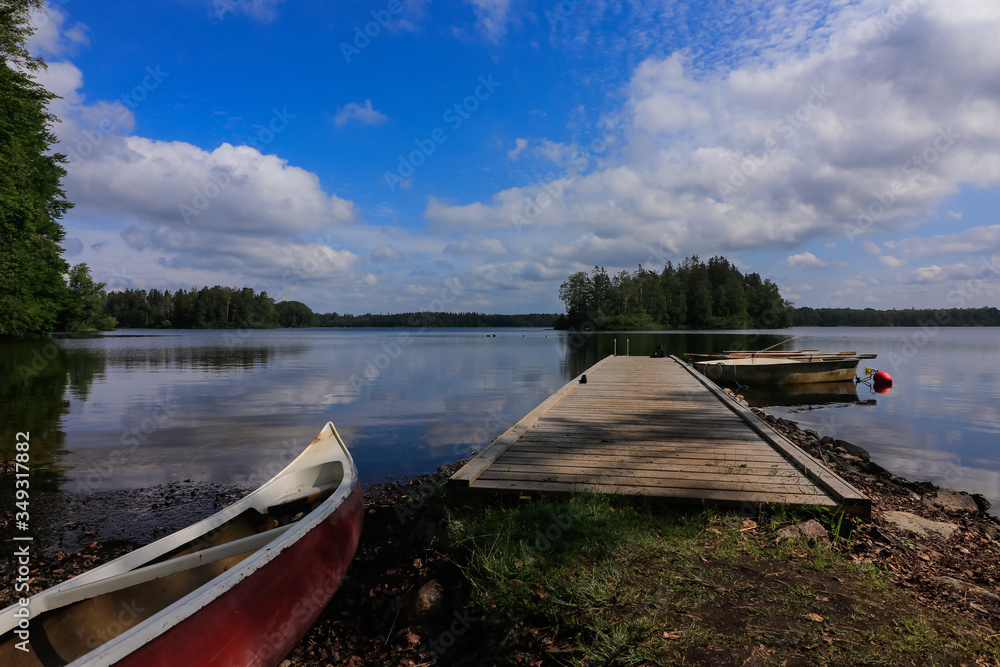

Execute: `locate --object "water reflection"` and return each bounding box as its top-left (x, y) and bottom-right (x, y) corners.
top-left (0, 327), bottom-right (997, 512)
top-left (739, 381), bottom-right (864, 409)
top-left (0, 337), bottom-right (108, 490)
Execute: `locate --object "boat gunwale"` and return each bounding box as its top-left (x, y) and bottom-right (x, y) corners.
top-left (0, 421), bottom-right (360, 667)
top-left (691, 357), bottom-right (863, 367)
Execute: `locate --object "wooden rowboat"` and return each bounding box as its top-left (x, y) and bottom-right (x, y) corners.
top-left (692, 354), bottom-right (873, 385)
top-left (0, 422), bottom-right (363, 667)
top-left (685, 350), bottom-right (877, 361)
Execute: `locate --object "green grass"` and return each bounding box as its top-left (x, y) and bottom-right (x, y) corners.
top-left (446, 495), bottom-right (1000, 666)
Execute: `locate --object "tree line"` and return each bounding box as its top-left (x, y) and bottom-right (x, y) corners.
top-left (102, 287), bottom-right (316, 329)
top-left (557, 256), bottom-right (793, 331)
top-left (790, 306), bottom-right (1000, 327)
top-left (99, 289), bottom-right (561, 329)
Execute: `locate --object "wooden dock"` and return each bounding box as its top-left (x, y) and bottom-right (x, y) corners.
top-left (450, 356), bottom-right (869, 516)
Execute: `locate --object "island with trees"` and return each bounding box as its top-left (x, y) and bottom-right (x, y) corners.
top-left (556, 256), bottom-right (793, 331)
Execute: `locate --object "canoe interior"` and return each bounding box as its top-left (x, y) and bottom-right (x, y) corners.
top-left (0, 429), bottom-right (351, 667)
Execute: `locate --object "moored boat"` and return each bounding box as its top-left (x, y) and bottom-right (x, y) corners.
top-left (685, 350), bottom-right (877, 361)
top-left (0, 422), bottom-right (363, 667)
top-left (692, 354), bottom-right (873, 385)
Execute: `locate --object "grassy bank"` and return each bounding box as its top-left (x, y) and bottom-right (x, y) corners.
top-left (447, 495), bottom-right (998, 665)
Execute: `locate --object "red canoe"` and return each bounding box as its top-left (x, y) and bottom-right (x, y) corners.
top-left (0, 422), bottom-right (363, 666)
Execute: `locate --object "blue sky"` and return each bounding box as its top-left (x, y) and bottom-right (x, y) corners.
top-left (26, 0), bottom-right (1000, 314)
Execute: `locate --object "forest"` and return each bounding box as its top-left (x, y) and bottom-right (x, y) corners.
top-left (789, 306), bottom-right (1000, 327)
top-left (102, 287), bottom-right (315, 329)
top-left (100, 288), bottom-right (559, 329)
top-left (557, 256), bottom-right (793, 331)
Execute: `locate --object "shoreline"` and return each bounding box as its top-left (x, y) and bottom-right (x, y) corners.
top-left (3, 409), bottom-right (1000, 664)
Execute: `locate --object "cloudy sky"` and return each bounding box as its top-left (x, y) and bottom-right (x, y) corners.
top-left (27, 0), bottom-right (1000, 314)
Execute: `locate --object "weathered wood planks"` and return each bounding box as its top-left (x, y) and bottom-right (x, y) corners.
top-left (449, 355), bottom-right (870, 517)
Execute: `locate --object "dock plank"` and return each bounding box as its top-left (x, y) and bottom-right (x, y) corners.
top-left (449, 355), bottom-right (869, 516)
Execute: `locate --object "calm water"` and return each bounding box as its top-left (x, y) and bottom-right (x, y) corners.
top-left (1, 327), bottom-right (998, 508)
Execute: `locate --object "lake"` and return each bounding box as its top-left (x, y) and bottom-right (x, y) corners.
top-left (2, 326), bottom-right (998, 510)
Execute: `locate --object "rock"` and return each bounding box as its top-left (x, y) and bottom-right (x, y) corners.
top-left (972, 493), bottom-right (992, 513)
top-left (882, 511), bottom-right (958, 540)
top-left (411, 580), bottom-right (444, 621)
top-left (803, 429), bottom-right (819, 440)
top-left (777, 519), bottom-right (829, 542)
top-left (931, 576), bottom-right (1000, 602)
top-left (983, 523), bottom-right (1000, 541)
top-left (923, 489), bottom-right (980, 513)
top-left (820, 436), bottom-right (835, 446)
top-left (834, 440), bottom-right (870, 462)
top-left (858, 460), bottom-right (890, 478)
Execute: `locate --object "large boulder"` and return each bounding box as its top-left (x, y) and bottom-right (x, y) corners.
top-left (834, 439), bottom-right (870, 462)
top-left (882, 511), bottom-right (958, 540)
top-left (923, 489), bottom-right (982, 513)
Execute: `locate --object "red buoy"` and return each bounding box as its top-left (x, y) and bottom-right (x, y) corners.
top-left (872, 370), bottom-right (893, 393)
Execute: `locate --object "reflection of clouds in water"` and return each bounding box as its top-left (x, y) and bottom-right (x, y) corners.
top-left (873, 447), bottom-right (1000, 508)
top-left (776, 402), bottom-right (1000, 509)
top-left (57, 330), bottom-right (568, 490)
top-left (419, 405), bottom-right (514, 460)
top-left (36, 328), bottom-right (1000, 509)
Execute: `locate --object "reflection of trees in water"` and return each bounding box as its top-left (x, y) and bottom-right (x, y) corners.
top-left (0, 336), bottom-right (303, 488)
top-left (66, 349), bottom-right (107, 401)
top-left (0, 339), bottom-right (109, 490)
top-left (101, 344), bottom-right (306, 373)
top-left (559, 332), bottom-right (793, 379)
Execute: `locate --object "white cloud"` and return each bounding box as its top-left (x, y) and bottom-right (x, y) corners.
top-left (909, 263), bottom-right (979, 284)
top-left (466, 0), bottom-right (511, 42)
top-left (786, 252), bottom-right (830, 268)
top-left (884, 225), bottom-right (1000, 256)
top-left (630, 54), bottom-right (710, 133)
top-left (861, 240), bottom-right (881, 255)
top-left (332, 100), bottom-right (389, 127)
top-left (28, 4), bottom-right (89, 56)
top-left (507, 137), bottom-right (528, 160)
top-left (426, 0), bottom-right (1000, 281)
top-left (67, 139), bottom-right (355, 236)
top-left (878, 255), bottom-right (906, 267)
top-left (35, 51), bottom-right (378, 307)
